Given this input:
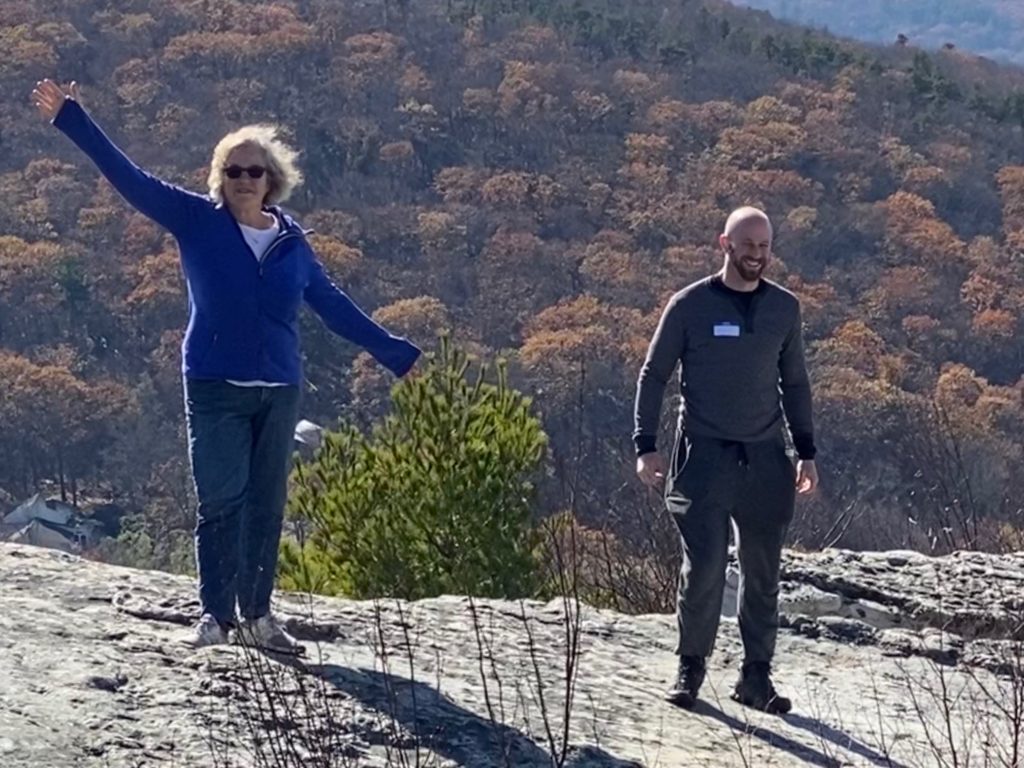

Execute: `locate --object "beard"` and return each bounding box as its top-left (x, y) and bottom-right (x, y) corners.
top-left (731, 255), bottom-right (767, 282)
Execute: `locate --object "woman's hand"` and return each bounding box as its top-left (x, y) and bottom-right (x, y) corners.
top-left (31, 79), bottom-right (80, 122)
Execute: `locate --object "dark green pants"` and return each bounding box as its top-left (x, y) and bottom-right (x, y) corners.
top-left (665, 432), bottom-right (795, 663)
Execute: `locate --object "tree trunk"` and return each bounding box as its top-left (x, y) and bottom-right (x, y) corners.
top-left (58, 448), bottom-right (66, 503)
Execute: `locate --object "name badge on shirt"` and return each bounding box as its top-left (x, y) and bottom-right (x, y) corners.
top-left (713, 322), bottom-right (741, 338)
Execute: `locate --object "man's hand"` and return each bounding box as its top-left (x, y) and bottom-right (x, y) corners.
top-left (636, 452), bottom-right (668, 489)
top-left (796, 459), bottom-right (818, 495)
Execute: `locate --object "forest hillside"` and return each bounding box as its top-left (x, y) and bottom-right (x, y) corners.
top-left (1, 0), bottom-right (1022, 573)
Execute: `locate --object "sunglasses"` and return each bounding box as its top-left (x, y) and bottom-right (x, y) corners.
top-left (223, 164), bottom-right (267, 180)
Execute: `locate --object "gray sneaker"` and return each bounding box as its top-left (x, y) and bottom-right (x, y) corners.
top-left (236, 614), bottom-right (305, 656)
top-left (189, 613), bottom-right (229, 648)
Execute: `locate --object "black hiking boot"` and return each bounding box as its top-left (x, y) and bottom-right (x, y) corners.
top-left (731, 661), bottom-right (792, 714)
top-left (665, 655), bottom-right (706, 709)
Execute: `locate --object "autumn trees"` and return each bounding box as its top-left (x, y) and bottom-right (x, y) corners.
top-left (1, 0), bottom-right (1022, 577)
top-left (0, 352), bottom-right (136, 504)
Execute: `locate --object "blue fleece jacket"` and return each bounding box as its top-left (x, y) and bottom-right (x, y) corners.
top-left (53, 98), bottom-right (420, 384)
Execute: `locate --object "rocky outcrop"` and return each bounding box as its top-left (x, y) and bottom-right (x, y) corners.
top-left (783, 548), bottom-right (1024, 638)
top-left (0, 543), bottom-right (1019, 767)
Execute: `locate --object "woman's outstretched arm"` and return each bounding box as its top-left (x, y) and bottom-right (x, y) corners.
top-left (31, 79), bottom-right (206, 235)
top-left (304, 257), bottom-right (421, 377)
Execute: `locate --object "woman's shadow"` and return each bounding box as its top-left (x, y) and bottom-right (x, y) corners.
top-left (276, 656), bottom-right (642, 768)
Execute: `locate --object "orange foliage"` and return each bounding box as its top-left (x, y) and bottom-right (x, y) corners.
top-left (864, 266), bottom-right (943, 319)
top-left (497, 61), bottom-right (559, 119)
top-left (0, 352), bottom-right (137, 460)
top-left (961, 270), bottom-right (1002, 311)
top-left (935, 363), bottom-right (986, 409)
top-left (0, 236), bottom-right (62, 295)
top-left (972, 308), bottom-right (1018, 339)
top-left (481, 171), bottom-right (532, 207)
top-left (884, 191), bottom-right (966, 266)
top-left (744, 95), bottom-right (801, 125)
top-left (577, 231), bottom-right (654, 308)
top-left (309, 235), bottom-right (362, 281)
top-left (126, 248), bottom-right (182, 309)
top-left (814, 320), bottom-right (889, 376)
top-left (379, 140), bottom-right (416, 163)
top-left (996, 165), bottom-right (1024, 226)
top-left (520, 294), bottom-right (650, 380)
top-left (373, 296), bottom-right (451, 345)
top-left (624, 133), bottom-right (672, 165)
top-left (463, 87), bottom-right (497, 116)
top-left (715, 122), bottom-right (807, 169)
top-left (434, 166), bottom-right (487, 204)
top-left (611, 69), bottom-right (658, 103)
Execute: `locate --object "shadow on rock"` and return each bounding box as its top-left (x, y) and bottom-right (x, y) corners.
top-left (286, 659), bottom-right (642, 768)
top-left (692, 699), bottom-right (907, 768)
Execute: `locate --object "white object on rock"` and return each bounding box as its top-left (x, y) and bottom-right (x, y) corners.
top-left (293, 419), bottom-right (324, 449)
top-left (721, 563), bottom-right (739, 618)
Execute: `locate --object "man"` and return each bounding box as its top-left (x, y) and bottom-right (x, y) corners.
top-left (633, 206), bottom-right (818, 713)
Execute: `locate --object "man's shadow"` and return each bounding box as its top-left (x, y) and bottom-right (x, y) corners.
top-left (692, 700), bottom-right (909, 768)
top-left (276, 657), bottom-right (642, 768)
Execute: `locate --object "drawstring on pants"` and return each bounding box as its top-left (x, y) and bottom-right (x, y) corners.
top-left (725, 440), bottom-right (750, 468)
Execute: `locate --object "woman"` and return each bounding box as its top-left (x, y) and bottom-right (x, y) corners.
top-left (32, 79), bottom-right (421, 652)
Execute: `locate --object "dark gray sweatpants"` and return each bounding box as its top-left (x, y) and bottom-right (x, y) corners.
top-left (665, 432), bottom-right (795, 663)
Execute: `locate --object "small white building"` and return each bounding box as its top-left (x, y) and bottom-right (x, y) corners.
top-left (4, 494), bottom-right (75, 527)
top-left (2, 495), bottom-right (108, 554)
top-left (7, 518), bottom-right (83, 553)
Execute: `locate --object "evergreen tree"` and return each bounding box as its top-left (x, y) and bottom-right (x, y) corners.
top-left (278, 338), bottom-right (548, 600)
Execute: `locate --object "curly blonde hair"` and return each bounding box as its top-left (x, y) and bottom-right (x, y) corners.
top-left (207, 124), bottom-right (304, 205)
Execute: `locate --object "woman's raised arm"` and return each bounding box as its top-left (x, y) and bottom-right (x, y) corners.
top-left (31, 79), bottom-right (206, 235)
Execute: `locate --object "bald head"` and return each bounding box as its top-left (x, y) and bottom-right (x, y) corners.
top-left (719, 206), bottom-right (774, 288)
top-left (724, 206), bottom-right (773, 240)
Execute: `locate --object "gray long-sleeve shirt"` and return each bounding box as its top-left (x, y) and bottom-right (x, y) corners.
top-left (633, 275), bottom-right (816, 459)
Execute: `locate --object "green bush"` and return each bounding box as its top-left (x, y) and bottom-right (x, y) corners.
top-left (87, 519), bottom-right (194, 575)
top-left (278, 338), bottom-right (548, 600)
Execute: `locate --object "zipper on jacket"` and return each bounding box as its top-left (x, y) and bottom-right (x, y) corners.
top-left (222, 208), bottom-right (310, 380)
top-left (225, 208), bottom-right (301, 277)
top-left (252, 232), bottom-right (298, 374)
top-left (257, 232), bottom-right (299, 277)
top-left (226, 212), bottom-right (295, 375)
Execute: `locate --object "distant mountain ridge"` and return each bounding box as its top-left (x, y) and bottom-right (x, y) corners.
top-left (731, 0), bottom-right (1024, 66)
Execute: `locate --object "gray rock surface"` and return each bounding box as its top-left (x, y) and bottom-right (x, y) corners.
top-left (0, 543), bottom-right (1019, 767)
top-left (782, 548), bottom-right (1024, 638)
